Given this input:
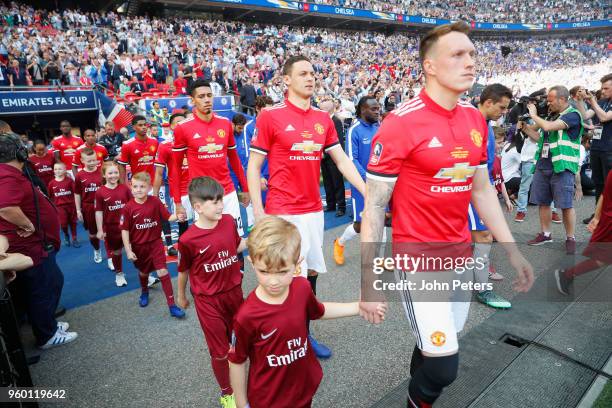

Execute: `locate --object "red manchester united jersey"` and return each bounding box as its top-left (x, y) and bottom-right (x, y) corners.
top-left (250, 100), bottom-right (340, 215)
top-left (177, 214), bottom-right (242, 296)
top-left (366, 90), bottom-right (488, 243)
top-left (119, 196), bottom-right (170, 244)
top-left (51, 135), bottom-right (84, 168)
top-left (74, 169), bottom-right (103, 205)
top-left (228, 277), bottom-right (325, 408)
top-left (95, 184), bottom-right (132, 226)
top-left (48, 178), bottom-right (76, 207)
top-left (172, 112), bottom-right (246, 203)
top-left (72, 143), bottom-right (108, 170)
top-left (29, 152), bottom-right (55, 187)
top-left (155, 140), bottom-right (189, 197)
top-left (117, 136), bottom-right (158, 181)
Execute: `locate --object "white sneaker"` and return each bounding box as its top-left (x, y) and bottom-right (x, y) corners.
top-left (115, 272), bottom-right (127, 287)
top-left (488, 271), bottom-right (505, 281)
top-left (93, 249), bottom-right (103, 263)
top-left (107, 258), bottom-right (115, 271)
top-left (148, 274), bottom-right (160, 287)
top-left (57, 321), bottom-right (69, 332)
top-left (39, 328), bottom-right (78, 350)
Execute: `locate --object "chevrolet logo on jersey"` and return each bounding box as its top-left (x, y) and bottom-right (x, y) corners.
top-left (198, 143), bottom-right (223, 154)
top-left (434, 162), bottom-right (476, 182)
top-left (291, 140), bottom-right (323, 154)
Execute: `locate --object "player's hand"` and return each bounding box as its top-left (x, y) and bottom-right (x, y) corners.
top-left (376, 302), bottom-right (388, 320)
top-left (254, 207), bottom-right (266, 223)
top-left (176, 295), bottom-right (190, 309)
top-left (587, 217), bottom-right (599, 233)
top-left (96, 231), bottom-right (105, 240)
top-left (574, 187), bottom-right (583, 201)
top-left (504, 198), bottom-right (514, 213)
top-left (359, 301), bottom-right (385, 324)
top-left (508, 251), bottom-right (534, 292)
top-left (3, 270), bottom-right (17, 284)
top-left (127, 251), bottom-right (137, 261)
top-left (175, 203), bottom-right (186, 220)
top-left (77, 210), bottom-right (83, 222)
top-left (260, 178), bottom-right (268, 191)
top-left (240, 192), bottom-right (250, 206)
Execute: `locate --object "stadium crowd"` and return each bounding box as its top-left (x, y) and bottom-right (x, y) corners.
top-left (1, 1), bottom-right (610, 108)
top-left (316, 0), bottom-right (608, 23)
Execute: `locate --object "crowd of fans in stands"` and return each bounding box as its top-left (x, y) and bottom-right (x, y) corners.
top-left (1, 2), bottom-right (609, 113)
top-left (317, 0), bottom-right (608, 23)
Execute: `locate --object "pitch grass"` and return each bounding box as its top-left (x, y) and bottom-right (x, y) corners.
top-left (593, 380), bottom-right (612, 408)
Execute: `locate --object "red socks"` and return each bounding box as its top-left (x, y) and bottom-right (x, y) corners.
top-left (139, 272), bottom-right (149, 293)
top-left (211, 356), bottom-right (233, 396)
top-left (112, 253), bottom-right (123, 273)
top-left (564, 259), bottom-right (602, 279)
top-left (159, 274), bottom-right (175, 306)
top-left (90, 237), bottom-right (100, 250)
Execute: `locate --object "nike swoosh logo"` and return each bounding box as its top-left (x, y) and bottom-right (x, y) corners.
top-left (199, 245), bottom-right (211, 254)
top-left (132, 213), bottom-right (140, 218)
top-left (104, 197), bottom-right (110, 201)
top-left (260, 329), bottom-right (277, 340)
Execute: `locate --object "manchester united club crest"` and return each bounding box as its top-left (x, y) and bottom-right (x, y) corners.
top-left (301, 130), bottom-right (313, 139)
top-left (150, 145), bottom-right (156, 152)
top-left (217, 129), bottom-right (226, 138)
top-left (314, 123), bottom-right (324, 135)
top-left (430, 331), bottom-right (446, 347)
top-left (470, 129), bottom-right (483, 147)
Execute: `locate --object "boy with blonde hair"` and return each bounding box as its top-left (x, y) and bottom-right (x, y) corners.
top-left (228, 216), bottom-right (386, 408)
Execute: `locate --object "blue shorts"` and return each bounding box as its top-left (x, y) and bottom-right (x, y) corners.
top-left (530, 169), bottom-right (575, 209)
top-left (468, 203), bottom-right (487, 231)
top-left (352, 194), bottom-right (364, 223)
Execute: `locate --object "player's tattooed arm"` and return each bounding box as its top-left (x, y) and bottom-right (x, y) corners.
top-left (359, 178), bottom-right (394, 324)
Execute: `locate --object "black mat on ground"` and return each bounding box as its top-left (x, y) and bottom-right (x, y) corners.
top-left (371, 266), bottom-right (612, 408)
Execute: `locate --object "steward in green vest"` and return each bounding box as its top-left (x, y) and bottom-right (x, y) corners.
top-left (532, 105), bottom-right (584, 174)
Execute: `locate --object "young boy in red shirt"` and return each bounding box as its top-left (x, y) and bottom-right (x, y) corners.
top-left (120, 172), bottom-right (185, 318)
top-left (48, 162), bottom-right (79, 247)
top-left (75, 148), bottom-right (103, 262)
top-left (95, 161), bottom-right (132, 287)
top-left (228, 216), bottom-right (386, 408)
top-left (176, 176), bottom-right (246, 408)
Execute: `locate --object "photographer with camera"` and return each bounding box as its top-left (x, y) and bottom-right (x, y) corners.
top-left (0, 132), bottom-right (78, 350)
top-left (521, 86), bottom-right (584, 254)
top-left (572, 74), bottom-right (612, 224)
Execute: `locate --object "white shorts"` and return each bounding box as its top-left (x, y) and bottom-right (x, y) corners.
top-left (180, 194), bottom-right (195, 221)
top-left (394, 269), bottom-right (471, 355)
top-left (278, 211), bottom-right (325, 277)
top-left (224, 191), bottom-right (243, 236)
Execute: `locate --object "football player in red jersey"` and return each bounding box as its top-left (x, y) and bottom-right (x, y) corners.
top-left (117, 115), bottom-right (159, 183)
top-left (72, 128), bottom-right (108, 177)
top-left (359, 23), bottom-right (534, 408)
top-left (172, 80), bottom-right (250, 236)
top-left (228, 217), bottom-right (385, 408)
top-left (153, 112), bottom-right (191, 238)
top-left (246, 55), bottom-right (366, 359)
top-left (52, 120), bottom-right (83, 173)
top-left (75, 148), bottom-right (103, 263)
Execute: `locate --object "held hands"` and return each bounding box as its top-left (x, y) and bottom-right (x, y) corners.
top-left (126, 250), bottom-right (137, 261)
top-left (260, 178), bottom-right (268, 191)
top-left (96, 231), bottom-right (105, 240)
top-left (175, 203), bottom-right (187, 222)
top-left (240, 192), bottom-right (251, 206)
top-left (77, 210), bottom-right (83, 222)
top-left (359, 301), bottom-right (388, 324)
